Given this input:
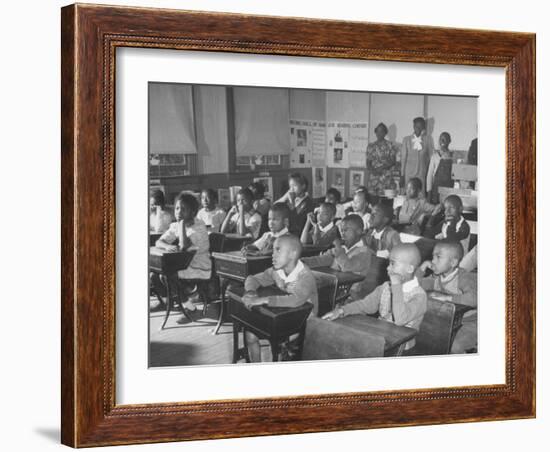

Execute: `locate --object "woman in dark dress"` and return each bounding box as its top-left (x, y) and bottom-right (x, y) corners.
top-left (366, 123), bottom-right (398, 196)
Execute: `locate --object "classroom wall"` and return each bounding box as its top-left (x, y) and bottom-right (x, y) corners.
top-left (370, 92), bottom-right (425, 144)
top-left (290, 89), bottom-right (326, 120)
top-left (427, 95), bottom-right (478, 151)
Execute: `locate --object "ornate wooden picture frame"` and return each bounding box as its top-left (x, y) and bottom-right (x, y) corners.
top-left (61, 3), bottom-right (535, 447)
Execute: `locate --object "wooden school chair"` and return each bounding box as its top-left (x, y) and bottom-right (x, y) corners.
top-left (406, 298), bottom-right (475, 356)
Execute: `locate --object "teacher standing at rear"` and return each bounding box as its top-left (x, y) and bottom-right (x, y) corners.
top-left (401, 117), bottom-right (434, 193)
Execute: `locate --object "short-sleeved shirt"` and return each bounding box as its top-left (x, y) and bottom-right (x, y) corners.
top-left (158, 219), bottom-right (211, 279)
top-left (150, 209), bottom-right (174, 234)
top-left (197, 207), bottom-right (226, 233)
top-left (225, 210), bottom-right (262, 239)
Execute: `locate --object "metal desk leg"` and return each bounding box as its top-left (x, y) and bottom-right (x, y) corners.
top-left (270, 341), bottom-right (280, 362)
top-left (160, 274), bottom-right (174, 330)
top-left (212, 278), bottom-right (230, 335)
top-left (232, 321), bottom-right (240, 363)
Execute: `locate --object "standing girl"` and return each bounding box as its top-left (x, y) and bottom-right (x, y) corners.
top-left (426, 132), bottom-right (454, 204)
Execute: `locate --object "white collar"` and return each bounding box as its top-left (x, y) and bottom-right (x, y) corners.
top-left (439, 268), bottom-right (459, 284)
top-left (412, 134), bottom-right (423, 150)
top-left (270, 227), bottom-right (288, 238)
top-left (402, 277), bottom-right (420, 293)
top-left (371, 227), bottom-right (386, 240)
top-left (343, 240), bottom-right (363, 253)
top-left (443, 216), bottom-right (465, 233)
top-left (318, 222), bottom-right (334, 233)
top-left (275, 259), bottom-right (304, 283)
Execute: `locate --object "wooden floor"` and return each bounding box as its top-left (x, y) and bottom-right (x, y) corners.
top-left (149, 299), bottom-right (235, 367)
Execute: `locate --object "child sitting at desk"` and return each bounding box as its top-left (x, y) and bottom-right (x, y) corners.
top-left (197, 188), bottom-right (226, 233)
top-left (220, 188), bottom-right (262, 239)
top-left (149, 189), bottom-right (174, 234)
top-left (424, 195), bottom-right (470, 252)
top-left (350, 189), bottom-right (372, 231)
top-left (242, 235), bottom-right (319, 362)
top-left (322, 243), bottom-right (427, 351)
top-left (364, 203), bottom-right (401, 259)
top-left (243, 203), bottom-right (290, 255)
top-left (303, 214), bottom-right (373, 300)
top-left (275, 172), bottom-right (314, 236)
top-left (155, 193), bottom-right (211, 315)
top-left (300, 202), bottom-right (339, 247)
top-left (324, 187), bottom-right (346, 219)
top-left (395, 177), bottom-right (435, 235)
top-left (248, 181), bottom-right (271, 217)
top-left (419, 241), bottom-right (478, 353)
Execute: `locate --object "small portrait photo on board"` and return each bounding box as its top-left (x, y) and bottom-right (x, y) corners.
top-left (349, 170), bottom-right (364, 193)
top-left (299, 154), bottom-right (305, 164)
top-left (297, 128), bottom-right (307, 147)
top-left (333, 148), bottom-right (343, 163)
top-left (315, 167), bottom-right (324, 183)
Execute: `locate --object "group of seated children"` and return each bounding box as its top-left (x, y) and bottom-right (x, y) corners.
top-left (151, 169), bottom-right (477, 359)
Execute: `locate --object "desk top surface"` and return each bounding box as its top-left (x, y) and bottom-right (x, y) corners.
top-left (223, 233), bottom-right (253, 240)
top-left (212, 250), bottom-right (272, 263)
top-left (335, 315), bottom-right (417, 351)
top-left (149, 246), bottom-right (194, 257)
top-left (227, 285), bottom-right (312, 318)
top-left (313, 267), bottom-right (366, 284)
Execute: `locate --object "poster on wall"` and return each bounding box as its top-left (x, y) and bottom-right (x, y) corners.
top-left (310, 122), bottom-right (327, 167)
top-left (331, 169), bottom-right (346, 195)
top-left (289, 119), bottom-right (312, 167)
top-left (312, 167), bottom-right (326, 199)
top-left (217, 188), bottom-right (231, 210)
top-left (349, 170), bottom-right (365, 193)
top-left (326, 123), bottom-right (350, 168)
top-left (289, 119), bottom-right (327, 168)
top-left (327, 122), bottom-right (368, 168)
top-left (348, 123), bottom-right (369, 167)
top-left (253, 176), bottom-right (274, 201)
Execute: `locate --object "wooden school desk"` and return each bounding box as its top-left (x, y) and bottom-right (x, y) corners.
top-left (312, 266), bottom-right (366, 309)
top-left (211, 245), bottom-right (328, 334)
top-left (227, 285), bottom-right (314, 363)
top-left (149, 232), bottom-right (162, 247)
top-left (302, 314), bottom-right (417, 360)
top-left (219, 233), bottom-right (253, 252)
top-left (149, 247), bottom-right (196, 330)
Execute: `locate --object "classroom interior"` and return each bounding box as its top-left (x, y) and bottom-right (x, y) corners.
top-left (148, 82), bottom-right (479, 367)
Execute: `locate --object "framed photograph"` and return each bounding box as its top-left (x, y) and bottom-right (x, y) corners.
top-left (61, 4), bottom-right (535, 447)
top-left (349, 170), bottom-right (365, 193)
top-left (312, 167), bottom-right (327, 198)
top-left (253, 176), bottom-right (274, 201)
top-left (331, 168), bottom-right (346, 195)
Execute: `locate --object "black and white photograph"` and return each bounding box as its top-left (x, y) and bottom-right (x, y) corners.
top-left (148, 82), bottom-right (478, 367)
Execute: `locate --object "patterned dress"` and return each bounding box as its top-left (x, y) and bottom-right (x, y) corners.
top-left (366, 139), bottom-right (398, 196)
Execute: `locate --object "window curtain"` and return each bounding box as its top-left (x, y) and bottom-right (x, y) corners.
top-left (149, 83), bottom-right (197, 154)
top-left (234, 87), bottom-right (290, 156)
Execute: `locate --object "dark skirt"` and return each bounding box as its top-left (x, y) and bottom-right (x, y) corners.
top-left (429, 159), bottom-right (453, 204)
